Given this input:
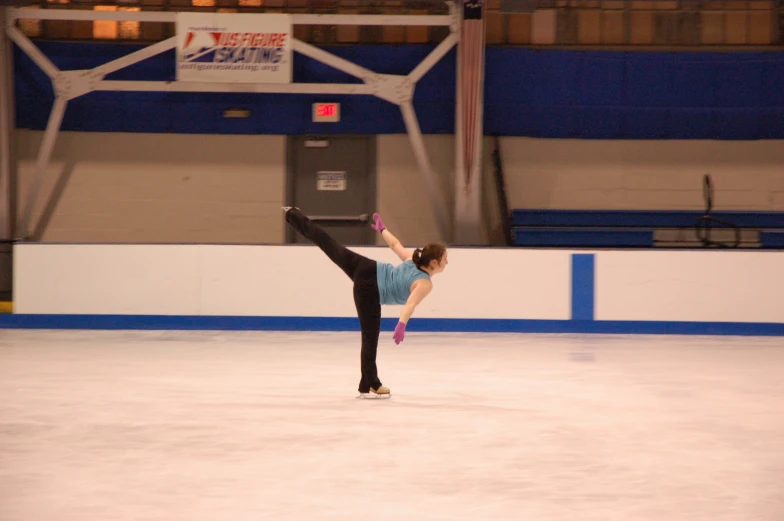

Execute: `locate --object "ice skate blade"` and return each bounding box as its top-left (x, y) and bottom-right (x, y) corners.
top-left (357, 392), bottom-right (391, 400)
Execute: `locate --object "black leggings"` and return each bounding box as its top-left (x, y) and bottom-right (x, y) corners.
top-left (285, 208), bottom-right (382, 392)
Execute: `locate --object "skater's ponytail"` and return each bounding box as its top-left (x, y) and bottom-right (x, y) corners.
top-left (412, 243), bottom-right (447, 271)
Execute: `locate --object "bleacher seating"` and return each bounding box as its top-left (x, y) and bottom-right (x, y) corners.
top-left (514, 227), bottom-right (654, 248)
top-left (760, 231), bottom-right (784, 248)
top-left (510, 210), bottom-right (784, 249)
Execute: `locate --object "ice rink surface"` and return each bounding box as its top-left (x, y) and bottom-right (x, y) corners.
top-left (1, 329), bottom-right (783, 521)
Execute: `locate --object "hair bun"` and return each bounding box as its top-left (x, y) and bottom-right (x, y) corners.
top-left (412, 243), bottom-right (447, 270)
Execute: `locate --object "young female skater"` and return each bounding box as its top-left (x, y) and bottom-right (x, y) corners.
top-left (283, 207), bottom-right (448, 398)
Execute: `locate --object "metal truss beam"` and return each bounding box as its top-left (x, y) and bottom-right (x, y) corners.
top-left (5, 4), bottom-right (459, 241)
top-left (17, 98), bottom-right (67, 239)
top-left (7, 8), bottom-right (452, 26)
top-left (96, 80), bottom-right (373, 95)
top-left (94, 37), bottom-right (176, 78)
top-left (5, 26), bottom-right (58, 79)
top-left (292, 39), bottom-right (376, 82)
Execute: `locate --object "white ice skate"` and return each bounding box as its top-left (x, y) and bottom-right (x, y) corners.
top-left (357, 385), bottom-right (391, 399)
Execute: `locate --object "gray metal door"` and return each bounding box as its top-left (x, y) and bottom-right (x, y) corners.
top-left (287, 136), bottom-right (376, 246)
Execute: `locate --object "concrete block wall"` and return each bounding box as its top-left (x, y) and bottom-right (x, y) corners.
top-left (495, 138), bottom-right (784, 211)
top-left (13, 130), bottom-right (784, 246)
top-left (375, 134), bottom-right (456, 247)
top-left (14, 131), bottom-right (459, 246)
top-left (15, 131), bottom-right (286, 243)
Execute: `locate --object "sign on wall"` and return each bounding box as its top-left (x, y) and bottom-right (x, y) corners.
top-left (176, 13), bottom-right (292, 83)
top-left (312, 103), bottom-right (341, 123)
top-left (317, 171), bottom-right (347, 191)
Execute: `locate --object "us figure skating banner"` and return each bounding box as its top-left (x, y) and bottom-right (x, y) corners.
top-left (176, 13), bottom-right (292, 83)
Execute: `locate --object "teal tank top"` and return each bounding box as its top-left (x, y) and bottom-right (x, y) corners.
top-left (376, 260), bottom-right (431, 305)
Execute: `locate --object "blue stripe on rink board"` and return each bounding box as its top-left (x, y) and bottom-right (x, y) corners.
top-left (0, 315), bottom-right (782, 336)
top-left (571, 253), bottom-right (595, 321)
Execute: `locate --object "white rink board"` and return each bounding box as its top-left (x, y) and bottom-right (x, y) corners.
top-left (13, 244), bottom-right (571, 320)
top-left (13, 244), bottom-right (204, 315)
top-left (595, 251), bottom-right (784, 323)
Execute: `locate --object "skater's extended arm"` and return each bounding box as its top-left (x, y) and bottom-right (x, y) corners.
top-left (371, 213), bottom-right (412, 262)
top-left (399, 279), bottom-right (432, 324)
top-left (392, 280), bottom-right (432, 345)
top-left (382, 229), bottom-right (412, 262)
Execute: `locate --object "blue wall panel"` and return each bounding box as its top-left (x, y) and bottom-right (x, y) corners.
top-left (625, 54), bottom-right (674, 108)
top-left (13, 42), bottom-right (784, 139)
top-left (483, 49), bottom-right (784, 139)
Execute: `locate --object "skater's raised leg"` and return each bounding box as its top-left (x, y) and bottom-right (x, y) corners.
top-left (284, 207), bottom-right (364, 280)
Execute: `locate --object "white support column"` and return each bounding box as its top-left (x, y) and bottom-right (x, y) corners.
top-left (454, 6), bottom-right (465, 244)
top-left (454, 0), bottom-right (486, 245)
top-left (0, 8), bottom-right (14, 239)
top-left (18, 98), bottom-right (67, 240)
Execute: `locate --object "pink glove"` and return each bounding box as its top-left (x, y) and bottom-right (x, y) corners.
top-left (371, 213), bottom-right (386, 233)
top-left (393, 322), bottom-right (406, 344)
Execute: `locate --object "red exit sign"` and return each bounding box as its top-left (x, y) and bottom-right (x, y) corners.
top-left (312, 103), bottom-right (340, 122)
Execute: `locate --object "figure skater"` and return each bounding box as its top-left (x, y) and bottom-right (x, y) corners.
top-left (283, 207), bottom-right (448, 398)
